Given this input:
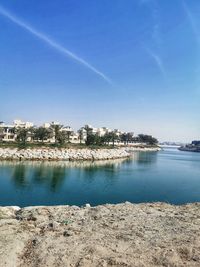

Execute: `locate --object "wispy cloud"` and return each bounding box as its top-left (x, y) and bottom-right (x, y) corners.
top-left (140, 0), bottom-right (166, 79)
top-left (144, 46), bottom-right (166, 78)
top-left (0, 5), bottom-right (112, 84)
top-left (182, 0), bottom-right (200, 43)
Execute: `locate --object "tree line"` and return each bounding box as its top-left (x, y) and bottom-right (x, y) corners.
top-left (0, 124), bottom-right (158, 147)
top-left (82, 126), bottom-right (158, 146)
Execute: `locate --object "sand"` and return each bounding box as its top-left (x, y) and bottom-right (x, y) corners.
top-left (0, 202), bottom-right (200, 266)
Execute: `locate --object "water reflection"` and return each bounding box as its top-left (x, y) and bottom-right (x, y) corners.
top-left (133, 151), bottom-right (158, 165)
top-left (51, 166), bottom-right (66, 192)
top-left (12, 164), bottom-right (27, 187)
top-left (0, 158), bottom-right (127, 168)
top-left (32, 165), bottom-right (67, 192)
top-left (0, 158), bottom-right (128, 190)
top-left (0, 149), bottom-right (200, 206)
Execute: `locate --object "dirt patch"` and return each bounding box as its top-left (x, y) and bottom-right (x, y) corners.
top-left (0, 203), bottom-right (200, 266)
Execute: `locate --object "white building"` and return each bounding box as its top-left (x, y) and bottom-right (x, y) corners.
top-left (0, 120), bottom-right (34, 142)
top-left (97, 127), bottom-right (112, 137)
top-left (0, 120), bottom-right (130, 145)
top-left (0, 122), bottom-right (15, 142)
top-left (14, 119), bottom-right (33, 129)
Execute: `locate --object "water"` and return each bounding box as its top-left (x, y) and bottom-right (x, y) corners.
top-left (0, 148), bottom-right (200, 207)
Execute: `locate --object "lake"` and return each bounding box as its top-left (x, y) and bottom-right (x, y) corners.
top-left (0, 148), bottom-right (200, 207)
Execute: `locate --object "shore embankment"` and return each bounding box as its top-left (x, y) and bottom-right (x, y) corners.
top-left (0, 202), bottom-right (199, 267)
top-left (0, 146), bottom-right (160, 161)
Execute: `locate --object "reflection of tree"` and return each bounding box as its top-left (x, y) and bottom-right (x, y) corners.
top-left (32, 164), bottom-right (66, 192)
top-left (10, 158), bottom-right (128, 196)
top-left (33, 165), bottom-right (50, 184)
top-left (50, 166), bottom-right (66, 192)
top-left (12, 164), bottom-right (27, 187)
top-left (77, 162), bottom-right (120, 185)
top-left (135, 152), bottom-right (157, 165)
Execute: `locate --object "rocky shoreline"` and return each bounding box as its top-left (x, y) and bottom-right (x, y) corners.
top-left (0, 202), bottom-right (200, 267)
top-left (0, 147), bottom-right (160, 161)
top-left (0, 147), bottom-right (130, 161)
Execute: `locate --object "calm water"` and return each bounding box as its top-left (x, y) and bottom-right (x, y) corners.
top-left (0, 148), bottom-right (200, 207)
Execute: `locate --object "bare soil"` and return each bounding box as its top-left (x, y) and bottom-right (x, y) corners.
top-left (0, 202), bottom-right (200, 267)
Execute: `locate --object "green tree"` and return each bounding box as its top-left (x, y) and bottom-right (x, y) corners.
top-left (84, 125), bottom-right (93, 146)
top-left (78, 129), bottom-right (84, 144)
top-left (50, 124), bottom-right (63, 144)
top-left (103, 133), bottom-right (112, 145)
top-left (66, 130), bottom-right (72, 143)
top-left (15, 127), bottom-right (33, 145)
top-left (56, 131), bottom-right (68, 145)
top-left (109, 131), bottom-right (118, 147)
top-left (85, 133), bottom-right (96, 146)
top-left (0, 127), bottom-right (4, 142)
top-left (126, 132), bottom-right (134, 144)
top-left (120, 133), bottom-right (127, 145)
top-left (138, 134), bottom-right (158, 145)
top-left (34, 127), bottom-right (53, 143)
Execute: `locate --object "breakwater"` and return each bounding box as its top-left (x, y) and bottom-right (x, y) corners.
top-left (0, 147), bottom-right (131, 161)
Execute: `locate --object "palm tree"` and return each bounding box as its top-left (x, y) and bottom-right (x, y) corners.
top-left (0, 127), bottom-right (4, 142)
top-left (62, 126), bottom-right (73, 143)
top-left (50, 124), bottom-right (63, 144)
top-left (56, 131), bottom-right (68, 145)
top-left (78, 129), bottom-right (84, 144)
top-left (33, 127), bottom-right (53, 143)
top-left (104, 133), bottom-right (112, 145)
top-left (120, 133), bottom-right (127, 145)
top-left (84, 125), bottom-right (93, 145)
top-left (108, 131), bottom-right (118, 147)
top-left (15, 127), bottom-right (33, 145)
top-left (126, 132), bottom-right (134, 144)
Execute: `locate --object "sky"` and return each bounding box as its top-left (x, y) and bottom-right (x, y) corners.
top-left (0, 0), bottom-right (200, 142)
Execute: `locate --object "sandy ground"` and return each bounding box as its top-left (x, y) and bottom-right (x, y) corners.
top-left (0, 202), bottom-right (200, 267)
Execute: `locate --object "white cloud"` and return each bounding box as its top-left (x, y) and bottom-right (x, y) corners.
top-left (0, 5), bottom-right (112, 84)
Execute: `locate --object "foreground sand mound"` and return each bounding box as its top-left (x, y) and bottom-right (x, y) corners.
top-left (0, 202), bottom-right (200, 267)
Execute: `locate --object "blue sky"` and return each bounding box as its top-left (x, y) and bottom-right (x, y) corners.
top-left (0, 0), bottom-right (200, 142)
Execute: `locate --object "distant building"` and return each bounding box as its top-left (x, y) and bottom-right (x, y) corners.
top-left (113, 129), bottom-right (124, 137)
top-left (0, 123), bottom-right (15, 142)
top-left (14, 119), bottom-right (33, 128)
top-left (43, 121), bottom-right (60, 128)
top-left (61, 126), bottom-right (79, 143)
top-left (0, 120), bottom-right (132, 145)
top-left (0, 119), bottom-right (33, 142)
top-left (97, 127), bottom-right (112, 137)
